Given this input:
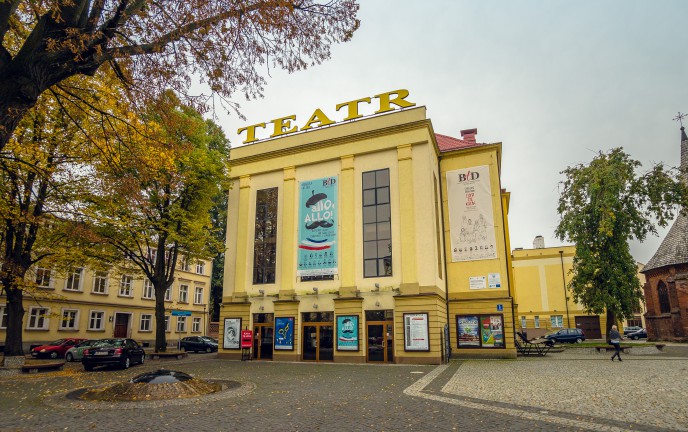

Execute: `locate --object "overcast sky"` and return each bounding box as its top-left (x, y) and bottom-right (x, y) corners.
top-left (213, 0), bottom-right (688, 264)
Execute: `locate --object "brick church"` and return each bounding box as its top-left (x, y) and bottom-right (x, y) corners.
top-left (641, 123), bottom-right (688, 342)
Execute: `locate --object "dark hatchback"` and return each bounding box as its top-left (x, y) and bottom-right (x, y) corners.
top-left (543, 328), bottom-right (586, 344)
top-left (626, 328), bottom-right (647, 340)
top-left (82, 338), bottom-right (145, 371)
top-left (180, 336), bottom-right (218, 353)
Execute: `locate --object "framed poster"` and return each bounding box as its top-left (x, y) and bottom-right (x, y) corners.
top-left (457, 315), bottom-right (480, 347)
top-left (223, 318), bottom-right (241, 349)
top-left (456, 314), bottom-right (505, 349)
top-left (275, 316), bottom-right (295, 350)
top-left (336, 315), bottom-right (359, 351)
top-left (489, 315), bottom-right (504, 347)
top-left (403, 313), bottom-right (430, 351)
top-left (297, 176), bottom-right (339, 277)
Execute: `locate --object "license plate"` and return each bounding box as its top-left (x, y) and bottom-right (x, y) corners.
top-left (95, 352), bottom-right (109, 356)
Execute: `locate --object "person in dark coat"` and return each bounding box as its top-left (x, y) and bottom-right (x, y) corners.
top-left (609, 325), bottom-right (622, 362)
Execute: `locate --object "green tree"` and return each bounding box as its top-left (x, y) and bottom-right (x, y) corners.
top-left (0, 1), bottom-right (359, 150)
top-left (89, 91), bottom-right (230, 352)
top-left (555, 148), bottom-right (687, 333)
top-left (209, 189), bottom-right (228, 323)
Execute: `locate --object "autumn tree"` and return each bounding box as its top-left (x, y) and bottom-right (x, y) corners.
top-left (209, 188), bottom-right (228, 323)
top-left (89, 91), bottom-right (229, 353)
top-left (555, 148), bottom-right (688, 333)
top-left (0, 1), bottom-right (360, 150)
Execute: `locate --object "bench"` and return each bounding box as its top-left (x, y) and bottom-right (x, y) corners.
top-left (149, 352), bottom-right (188, 360)
top-left (21, 362), bottom-right (65, 374)
top-left (594, 346), bottom-right (631, 353)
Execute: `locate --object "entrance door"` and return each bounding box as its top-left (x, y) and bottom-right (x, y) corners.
top-left (302, 324), bottom-right (334, 362)
top-left (367, 322), bottom-right (394, 363)
top-left (253, 324), bottom-right (274, 360)
top-left (113, 313), bottom-right (129, 338)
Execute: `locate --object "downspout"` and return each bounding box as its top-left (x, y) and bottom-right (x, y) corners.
top-left (559, 250), bottom-right (571, 328)
top-left (497, 165), bottom-right (517, 346)
top-left (437, 156), bottom-right (451, 361)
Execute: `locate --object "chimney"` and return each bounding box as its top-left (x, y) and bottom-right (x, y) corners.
top-left (533, 235), bottom-right (545, 249)
top-left (460, 128), bottom-right (477, 144)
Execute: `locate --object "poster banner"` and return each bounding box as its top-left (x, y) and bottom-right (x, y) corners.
top-left (223, 318), bottom-right (241, 349)
top-left (275, 317), bottom-right (295, 350)
top-left (336, 315), bottom-right (359, 351)
top-left (297, 176), bottom-right (338, 277)
top-left (481, 316), bottom-right (495, 347)
top-left (490, 315), bottom-right (504, 347)
top-left (457, 316), bottom-right (480, 347)
top-left (404, 313), bottom-right (430, 351)
top-left (446, 165), bottom-right (498, 262)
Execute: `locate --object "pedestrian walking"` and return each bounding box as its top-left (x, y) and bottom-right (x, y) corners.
top-left (609, 325), bottom-right (622, 362)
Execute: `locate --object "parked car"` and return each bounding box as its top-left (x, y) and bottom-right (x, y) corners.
top-left (31, 338), bottom-right (86, 359)
top-left (543, 328), bottom-right (586, 344)
top-left (65, 339), bottom-right (106, 362)
top-left (82, 338), bottom-right (145, 371)
top-left (626, 328), bottom-right (647, 340)
top-left (623, 326), bottom-right (643, 336)
top-left (180, 336), bottom-right (218, 353)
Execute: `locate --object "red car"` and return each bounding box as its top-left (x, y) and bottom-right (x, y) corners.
top-left (31, 338), bottom-right (86, 359)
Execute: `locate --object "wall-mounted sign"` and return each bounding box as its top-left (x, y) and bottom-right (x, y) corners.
top-left (223, 318), bottom-right (241, 350)
top-left (171, 310), bottom-right (192, 316)
top-left (237, 89), bottom-right (416, 143)
top-left (403, 313), bottom-right (430, 351)
top-left (275, 317), bottom-right (295, 350)
top-left (297, 176), bottom-right (338, 277)
top-left (336, 315), bottom-right (359, 351)
top-left (241, 330), bottom-right (253, 349)
top-left (497, 304), bottom-right (504, 312)
top-left (488, 273), bottom-right (501, 288)
top-left (469, 276), bottom-right (487, 290)
top-left (446, 165), bottom-right (498, 262)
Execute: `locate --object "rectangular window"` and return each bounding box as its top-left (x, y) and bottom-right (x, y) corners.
top-left (179, 256), bottom-right (190, 272)
top-left (192, 317), bottom-right (202, 333)
top-left (164, 287), bottom-right (172, 302)
top-left (89, 311), bottom-right (105, 330)
top-left (27, 307), bottom-right (49, 330)
top-left (143, 280), bottom-right (154, 299)
top-left (119, 274), bottom-right (133, 297)
top-left (362, 169), bottom-right (392, 278)
top-left (92, 271), bottom-right (108, 294)
top-left (196, 261), bottom-right (205, 275)
top-left (148, 248), bottom-right (157, 265)
top-left (165, 315), bottom-right (171, 332)
top-left (35, 268), bottom-right (52, 289)
top-left (176, 316), bottom-right (186, 332)
top-left (0, 305), bottom-right (7, 329)
top-left (551, 315), bottom-right (564, 328)
top-left (194, 287), bottom-right (203, 305)
top-left (60, 309), bottom-right (79, 330)
top-left (253, 187), bottom-right (278, 284)
top-left (179, 284), bottom-right (189, 303)
top-left (140, 314), bottom-right (152, 332)
top-left (534, 316), bottom-right (540, 328)
top-left (64, 268), bottom-right (83, 291)
top-left (520, 316), bottom-right (527, 329)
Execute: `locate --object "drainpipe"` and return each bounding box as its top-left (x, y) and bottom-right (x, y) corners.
top-left (438, 160), bottom-right (451, 362)
top-left (559, 250), bottom-right (571, 328)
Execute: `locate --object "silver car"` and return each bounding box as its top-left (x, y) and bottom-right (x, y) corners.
top-left (65, 339), bottom-right (106, 362)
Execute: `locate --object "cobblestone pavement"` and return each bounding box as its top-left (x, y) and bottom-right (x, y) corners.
top-left (0, 348), bottom-right (685, 431)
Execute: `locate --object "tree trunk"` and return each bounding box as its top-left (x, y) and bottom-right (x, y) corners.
top-left (2, 279), bottom-right (26, 356)
top-left (154, 284), bottom-right (168, 352)
top-left (605, 309), bottom-right (617, 336)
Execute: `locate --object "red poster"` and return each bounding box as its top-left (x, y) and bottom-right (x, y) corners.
top-left (241, 330), bottom-right (253, 349)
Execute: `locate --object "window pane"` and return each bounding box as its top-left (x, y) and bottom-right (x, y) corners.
top-left (363, 189), bottom-right (376, 206)
top-left (362, 172), bottom-right (376, 189)
top-left (364, 260), bottom-right (378, 277)
top-left (376, 170), bottom-right (389, 187)
top-left (377, 239), bottom-right (391, 257)
top-left (363, 241), bottom-right (377, 259)
top-left (377, 222), bottom-right (391, 240)
top-left (379, 258), bottom-right (392, 276)
top-left (376, 204), bottom-right (390, 222)
top-left (363, 224), bottom-right (377, 241)
top-left (363, 206), bottom-right (376, 223)
top-left (377, 187), bottom-right (390, 204)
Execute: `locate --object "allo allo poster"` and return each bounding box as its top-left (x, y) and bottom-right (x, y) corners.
top-left (297, 176), bottom-right (338, 276)
top-left (446, 165), bottom-right (498, 262)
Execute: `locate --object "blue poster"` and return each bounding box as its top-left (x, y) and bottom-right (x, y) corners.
top-left (275, 317), bottom-right (294, 350)
top-left (336, 315), bottom-right (359, 351)
top-left (297, 176), bottom-right (338, 276)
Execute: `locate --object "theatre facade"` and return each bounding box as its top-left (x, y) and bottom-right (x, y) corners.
top-left (219, 91), bottom-right (516, 364)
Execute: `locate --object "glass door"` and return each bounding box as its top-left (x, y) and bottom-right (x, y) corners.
top-left (319, 325), bottom-right (334, 361)
top-left (367, 321), bottom-right (394, 363)
top-left (253, 324), bottom-right (274, 360)
top-left (303, 325), bottom-right (318, 361)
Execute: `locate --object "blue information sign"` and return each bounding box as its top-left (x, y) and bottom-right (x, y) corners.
top-left (171, 310), bottom-right (192, 316)
top-left (496, 304), bottom-right (503, 312)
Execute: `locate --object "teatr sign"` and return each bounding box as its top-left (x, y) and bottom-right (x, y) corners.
top-left (238, 89), bottom-right (416, 144)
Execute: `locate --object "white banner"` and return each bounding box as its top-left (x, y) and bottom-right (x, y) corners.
top-left (447, 165), bottom-right (497, 262)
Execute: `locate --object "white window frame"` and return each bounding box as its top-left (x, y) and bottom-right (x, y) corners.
top-left (164, 286), bottom-right (172, 302)
top-left (143, 280), bottom-right (154, 299)
top-left (27, 306), bottom-right (50, 330)
top-left (192, 317), bottom-right (202, 333)
top-left (551, 315), bottom-right (564, 328)
top-left (180, 256), bottom-right (190, 272)
top-left (0, 304), bottom-right (8, 329)
top-left (194, 287), bottom-right (203, 305)
top-left (179, 284), bottom-right (189, 303)
top-left (148, 247), bottom-right (157, 265)
top-left (88, 310), bottom-right (106, 331)
top-left (140, 314), bottom-right (153, 332)
top-left (64, 268), bottom-right (84, 292)
top-left (164, 315), bottom-right (171, 332)
top-left (59, 308), bottom-right (79, 330)
top-left (119, 274), bottom-right (133, 297)
top-left (534, 316), bottom-right (540, 328)
top-left (35, 268), bottom-right (53, 289)
top-left (520, 316), bottom-right (527, 329)
top-left (92, 270), bottom-right (109, 294)
top-left (176, 316), bottom-right (187, 333)
top-left (195, 261), bottom-right (205, 275)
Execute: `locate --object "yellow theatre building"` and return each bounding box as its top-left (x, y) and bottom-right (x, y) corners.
top-left (219, 90), bottom-right (517, 364)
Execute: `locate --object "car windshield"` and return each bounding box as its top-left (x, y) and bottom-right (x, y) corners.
top-left (48, 339), bottom-right (67, 346)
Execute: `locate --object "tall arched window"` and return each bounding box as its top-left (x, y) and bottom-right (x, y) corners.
top-left (657, 281), bottom-right (671, 314)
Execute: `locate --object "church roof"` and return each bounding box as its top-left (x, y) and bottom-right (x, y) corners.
top-left (642, 125), bottom-right (688, 273)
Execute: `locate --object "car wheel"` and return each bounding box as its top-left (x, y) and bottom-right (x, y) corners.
top-left (575, 338), bottom-right (583, 344)
top-left (180, 346), bottom-right (187, 352)
top-left (49, 351), bottom-right (58, 359)
top-left (66, 352), bottom-right (74, 362)
top-left (206, 347), bottom-right (212, 353)
top-left (632, 336), bottom-right (638, 340)
top-left (550, 338), bottom-right (557, 344)
top-left (122, 356), bottom-right (131, 369)
top-left (84, 364), bottom-right (94, 372)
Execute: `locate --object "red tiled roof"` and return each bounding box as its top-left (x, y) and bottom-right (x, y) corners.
top-left (435, 133), bottom-right (484, 152)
